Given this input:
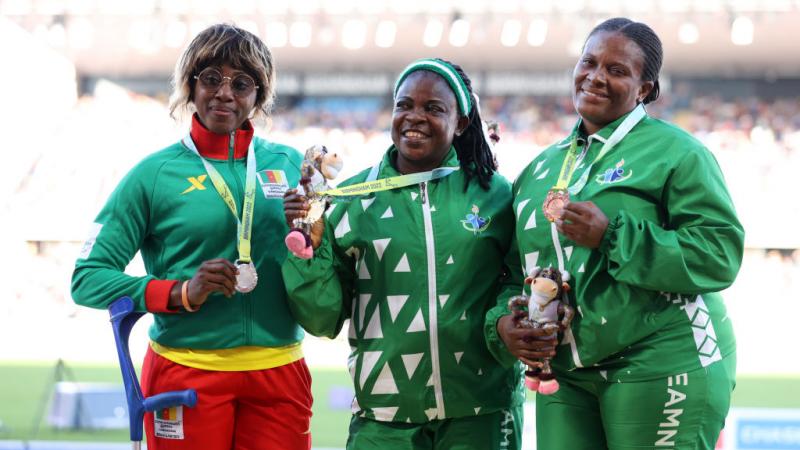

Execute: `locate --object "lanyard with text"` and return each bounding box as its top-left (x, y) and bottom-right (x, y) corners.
top-left (567, 103), bottom-right (646, 195)
top-left (552, 137), bottom-right (583, 192)
top-left (543, 104), bottom-right (646, 222)
top-left (319, 166), bottom-right (459, 197)
top-left (182, 134), bottom-right (256, 265)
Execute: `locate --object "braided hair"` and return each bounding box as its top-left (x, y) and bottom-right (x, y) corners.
top-left (586, 18), bottom-right (663, 104)
top-left (436, 59), bottom-right (497, 191)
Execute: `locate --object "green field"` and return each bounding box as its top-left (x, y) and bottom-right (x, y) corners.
top-left (0, 362), bottom-right (353, 447)
top-left (0, 362), bottom-right (798, 447)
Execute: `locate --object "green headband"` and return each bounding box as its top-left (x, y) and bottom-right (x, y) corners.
top-left (394, 59), bottom-right (472, 117)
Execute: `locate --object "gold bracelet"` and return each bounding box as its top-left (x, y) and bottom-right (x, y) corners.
top-left (181, 280), bottom-right (197, 312)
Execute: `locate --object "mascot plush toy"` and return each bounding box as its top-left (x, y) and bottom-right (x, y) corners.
top-left (284, 145), bottom-right (343, 259)
top-left (508, 266), bottom-right (575, 395)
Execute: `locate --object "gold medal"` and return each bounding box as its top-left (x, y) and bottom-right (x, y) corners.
top-left (235, 261), bottom-right (258, 293)
top-left (543, 189), bottom-right (569, 222)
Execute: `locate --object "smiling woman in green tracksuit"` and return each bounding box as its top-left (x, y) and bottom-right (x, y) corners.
top-left (498, 18), bottom-right (745, 450)
top-left (282, 59), bottom-right (555, 450)
top-left (71, 24), bottom-right (312, 450)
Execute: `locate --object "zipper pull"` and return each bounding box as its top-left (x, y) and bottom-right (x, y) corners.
top-left (229, 131), bottom-right (235, 159)
top-left (420, 182), bottom-right (428, 204)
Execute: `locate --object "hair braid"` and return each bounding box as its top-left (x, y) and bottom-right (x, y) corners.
top-left (435, 59), bottom-right (497, 191)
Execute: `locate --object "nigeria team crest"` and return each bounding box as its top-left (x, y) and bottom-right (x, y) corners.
top-left (596, 158), bottom-right (632, 184)
top-left (461, 204), bottom-right (492, 234)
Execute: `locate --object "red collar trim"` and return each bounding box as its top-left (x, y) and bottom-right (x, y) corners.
top-left (189, 114), bottom-right (254, 159)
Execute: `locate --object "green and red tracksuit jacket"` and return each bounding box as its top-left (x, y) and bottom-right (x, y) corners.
top-left (72, 115), bottom-right (304, 351)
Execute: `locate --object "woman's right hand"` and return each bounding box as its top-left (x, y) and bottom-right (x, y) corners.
top-left (169, 258), bottom-right (238, 311)
top-left (496, 314), bottom-right (558, 367)
top-left (283, 188), bottom-right (325, 249)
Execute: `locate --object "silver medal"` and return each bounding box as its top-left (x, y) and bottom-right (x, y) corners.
top-left (235, 261), bottom-right (258, 293)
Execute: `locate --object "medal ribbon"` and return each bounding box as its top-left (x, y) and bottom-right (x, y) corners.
top-left (183, 134), bottom-right (257, 264)
top-left (319, 166), bottom-right (459, 197)
top-left (552, 138), bottom-right (582, 191)
top-left (567, 103), bottom-right (646, 195)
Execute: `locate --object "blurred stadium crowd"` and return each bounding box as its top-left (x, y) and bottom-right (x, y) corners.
top-left (1, 81), bottom-right (798, 374)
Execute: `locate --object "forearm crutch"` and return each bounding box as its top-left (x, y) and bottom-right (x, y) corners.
top-left (109, 296), bottom-right (198, 450)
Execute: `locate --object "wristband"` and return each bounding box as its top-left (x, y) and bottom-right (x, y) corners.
top-left (181, 280), bottom-right (197, 312)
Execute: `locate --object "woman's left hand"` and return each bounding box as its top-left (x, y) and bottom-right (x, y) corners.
top-left (556, 201), bottom-right (609, 249)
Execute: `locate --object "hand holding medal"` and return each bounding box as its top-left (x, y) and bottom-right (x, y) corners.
top-left (542, 133), bottom-right (608, 248)
top-left (543, 138), bottom-right (612, 248)
top-left (172, 258), bottom-right (239, 311)
top-left (544, 105), bottom-right (646, 226)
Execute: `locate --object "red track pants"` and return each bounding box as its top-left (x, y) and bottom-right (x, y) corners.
top-left (142, 347), bottom-right (313, 450)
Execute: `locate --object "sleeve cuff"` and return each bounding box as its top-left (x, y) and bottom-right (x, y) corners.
top-left (484, 306), bottom-right (520, 368)
top-left (598, 212), bottom-right (623, 255)
top-left (145, 279), bottom-right (180, 313)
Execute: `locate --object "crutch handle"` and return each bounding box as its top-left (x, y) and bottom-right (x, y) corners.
top-left (109, 296), bottom-right (198, 443)
top-left (143, 389), bottom-right (198, 412)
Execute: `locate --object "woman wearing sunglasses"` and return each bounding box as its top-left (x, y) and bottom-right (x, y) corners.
top-left (71, 24), bottom-right (312, 450)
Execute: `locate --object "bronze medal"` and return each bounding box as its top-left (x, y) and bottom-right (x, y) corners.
top-left (235, 261), bottom-right (258, 293)
top-left (543, 189), bottom-right (569, 222)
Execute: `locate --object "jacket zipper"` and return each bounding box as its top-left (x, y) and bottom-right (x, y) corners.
top-left (420, 181), bottom-right (445, 419)
top-left (549, 214), bottom-right (584, 368)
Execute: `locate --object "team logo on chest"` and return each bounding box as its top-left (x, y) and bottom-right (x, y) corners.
top-left (181, 174), bottom-right (208, 194)
top-left (461, 204), bottom-right (492, 234)
top-left (595, 158), bottom-right (632, 185)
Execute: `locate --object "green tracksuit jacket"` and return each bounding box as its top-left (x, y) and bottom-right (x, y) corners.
top-left (72, 137), bottom-right (304, 349)
top-left (282, 146), bottom-right (525, 423)
top-left (512, 110), bottom-right (744, 382)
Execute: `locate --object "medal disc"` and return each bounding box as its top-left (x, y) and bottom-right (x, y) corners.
top-left (235, 261), bottom-right (258, 293)
top-left (543, 189), bottom-right (570, 222)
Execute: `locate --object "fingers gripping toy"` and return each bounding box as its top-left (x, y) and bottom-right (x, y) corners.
top-left (508, 266), bottom-right (575, 395)
top-left (285, 145), bottom-right (343, 259)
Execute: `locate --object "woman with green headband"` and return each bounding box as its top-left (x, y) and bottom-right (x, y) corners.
top-left (282, 58), bottom-right (555, 449)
